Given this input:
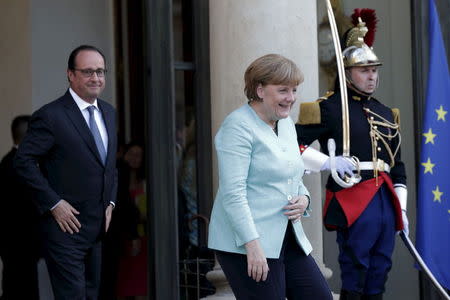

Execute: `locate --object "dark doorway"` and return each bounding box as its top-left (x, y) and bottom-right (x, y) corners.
top-left (109, 0), bottom-right (213, 299)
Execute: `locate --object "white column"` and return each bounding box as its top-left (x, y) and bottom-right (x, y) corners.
top-left (208, 0), bottom-right (333, 298)
top-left (210, 0), bottom-right (319, 128)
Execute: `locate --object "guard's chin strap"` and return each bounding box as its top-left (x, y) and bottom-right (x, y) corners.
top-left (346, 80), bottom-right (373, 98)
top-left (344, 71), bottom-right (378, 98)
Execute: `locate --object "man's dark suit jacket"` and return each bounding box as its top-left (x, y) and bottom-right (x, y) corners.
top-left (14, 90), bottom-right (118, 245)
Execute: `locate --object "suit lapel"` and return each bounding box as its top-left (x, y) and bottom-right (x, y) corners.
top-left (62, 92), bottom-right (104, 166)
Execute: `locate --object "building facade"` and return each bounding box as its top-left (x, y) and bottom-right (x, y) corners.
top-left (0, 0), bottom-right (448, 299)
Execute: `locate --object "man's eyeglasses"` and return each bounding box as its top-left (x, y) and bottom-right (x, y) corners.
top-left (73, 68), bottom-right (107, 78)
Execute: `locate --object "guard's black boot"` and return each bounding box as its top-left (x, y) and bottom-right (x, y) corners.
top-left (340, 289), bottom-right (362, 300)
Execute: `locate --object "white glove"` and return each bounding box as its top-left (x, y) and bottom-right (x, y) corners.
top-left (394, 185), bottom-right (408, 235)
top-left (321, 156), bottom-right (356, 177)
top-left (401, 209), bottom-right (409, 236)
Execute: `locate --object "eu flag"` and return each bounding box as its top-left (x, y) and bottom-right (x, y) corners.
top-left (416, 0), bottom-right (450, 290)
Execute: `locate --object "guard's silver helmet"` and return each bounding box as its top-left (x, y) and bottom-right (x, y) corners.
top-left (343, 17), bottom-right (382, 68)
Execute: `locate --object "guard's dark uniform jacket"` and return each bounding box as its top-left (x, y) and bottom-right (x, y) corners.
top-left (296, 88), bottom-right (406, 231)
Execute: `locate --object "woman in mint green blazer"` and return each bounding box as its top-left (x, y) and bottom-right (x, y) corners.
top-left (208, 54), bottom-right (332, 299)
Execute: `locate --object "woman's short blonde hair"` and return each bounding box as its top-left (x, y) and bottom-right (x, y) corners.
top-left (244, 54), bottom-right (304, 101)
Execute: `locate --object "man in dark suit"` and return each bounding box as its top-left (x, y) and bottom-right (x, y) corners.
top-left (0, 115), bottom-right (40, 300)
top-left (14, 45), bottom-right (118, 300)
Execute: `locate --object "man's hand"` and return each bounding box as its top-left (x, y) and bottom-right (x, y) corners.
top-left (105, 204), bottom-right (113, 232)
top-left (284, 194), bottom-right (309, 223)
top-left (51, 200), bottom-right (81, 234)
top-left (245, 239), bottom-right (269, 282)
top-left (130, 239), bottom-right (142, 257)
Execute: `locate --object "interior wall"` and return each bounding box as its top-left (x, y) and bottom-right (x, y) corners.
top-left (30, 0), bottom-right (116, 111)
top-left (317, 1), bottom-right (418, 299)
top-left (0, 0), bottom-right (117, 156)
top-left (0, 0), bottom-right (32, 157)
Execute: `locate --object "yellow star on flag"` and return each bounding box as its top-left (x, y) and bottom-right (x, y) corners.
top-left (422, 158), bottom-right (435, 174)
top-left (423, 128), bottom-right (437, 144)
top-left (436, 105), bottom-right (447, 121)
top-left (432, 186), bottom-right (443, 203)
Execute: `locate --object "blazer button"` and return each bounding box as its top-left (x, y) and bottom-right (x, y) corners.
top-left (287, 195), bottom-right (292, 201)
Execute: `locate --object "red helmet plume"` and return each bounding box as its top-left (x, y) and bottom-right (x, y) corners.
top-left (351, 8), bottom-right (377, 47)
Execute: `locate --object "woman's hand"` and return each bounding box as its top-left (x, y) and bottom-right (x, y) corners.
top-left (245, 239), bottom-right (269, 282)
top-left (283, 194), bottom-right (309, 223)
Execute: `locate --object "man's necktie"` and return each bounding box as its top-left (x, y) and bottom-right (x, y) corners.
top-left (87, 106), bottom-right (107, 164)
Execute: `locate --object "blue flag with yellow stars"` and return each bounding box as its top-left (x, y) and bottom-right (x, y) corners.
top-left (416, 0), bottom-right (450, 290)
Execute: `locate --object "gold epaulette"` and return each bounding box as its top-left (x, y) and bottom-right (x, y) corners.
top-left (297, 91), bottom-right (334, 125)
top-left (391, 108), bottom-right (400, 127)
top-left (320, 90), bottom-right (334, 100)
top-left (298, 102), bottom-right (320, 124)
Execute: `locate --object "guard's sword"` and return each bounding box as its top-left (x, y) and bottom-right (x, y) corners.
top-left (324, 0), bottom-right (362, 189)
top-left (400, 232), bottom-right (450, 300)
top-left (324, 0), bottom-right (350, 157)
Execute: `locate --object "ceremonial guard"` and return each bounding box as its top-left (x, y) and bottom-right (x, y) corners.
top-left (296, 10), bottom-right (409, 300)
